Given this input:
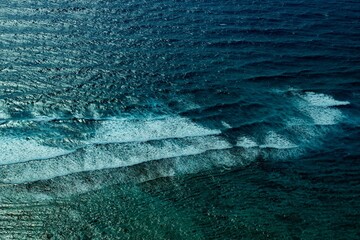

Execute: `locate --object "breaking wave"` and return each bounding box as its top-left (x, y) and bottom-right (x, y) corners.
top-left (0, 91), bottom-right (350, 195)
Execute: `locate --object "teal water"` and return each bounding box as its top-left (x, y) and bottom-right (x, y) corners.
top-left (0, 0), bottom-right (359, 239)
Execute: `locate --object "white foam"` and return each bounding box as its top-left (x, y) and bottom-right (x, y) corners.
top-left (15, 148), bottom-right (247, 197)
top-left (221, 121), bottom-right (232, 129)
top-left (0, 101), bottom-right (10, 120)
top-left (0, 112), bottom-right (9, 120)
top-left (294, 92), bottom-right (349, 126)
top-left (304, 107), bottom-right (344, 125)
top-left (173, 96), bottom-right (201, 111)
top-left (300, 92), bottom-right (350, 107)
top-left (236, 136), bottom-right (258, 148)
top-left (87, 103), bottom-right (101, 119)
top-left (260, 132), bottom-right (297, 149)
top-left (237, 133), bottom-right (297, 150)
top-left (0, 137), bottom-right (72, 165)
top-left (0, 135), bottom-right (232, 183)
top-left (90, 116), bottom-right (221, 144)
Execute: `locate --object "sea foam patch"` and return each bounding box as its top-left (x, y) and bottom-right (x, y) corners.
top-left (0, 137), bottom-right (72, 165)
top-left (0, 135), bottom-right (232, 184)
top-left (294, 92), bottom-right (350, 126)
top-left (303, 107), bottom-right (344, 125)
top-left (0, 111), bottom-right (9, 120)
top-left (0, 90), bottom-right (350, 187)
top-left (0, 101), bottom-right (10, 120)
top-left (0, 116), bottom-right (228, 183)
top-left (260, 132), bottom-right (297, 149)
top-left (300, 92), bottom-right (350, 107)
top-left (236, 136), bottom-right (258, 148)
top-left (236, 133), bottom-right (297, 150)
top-left (90, 116), bottom-right (221, 144)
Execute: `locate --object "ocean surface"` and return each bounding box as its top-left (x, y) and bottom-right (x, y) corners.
top-left (0, 0), bottom-right (359, 239)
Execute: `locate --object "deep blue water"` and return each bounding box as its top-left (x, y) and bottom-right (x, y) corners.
top-left (0, 0), bottom-right (359, 239)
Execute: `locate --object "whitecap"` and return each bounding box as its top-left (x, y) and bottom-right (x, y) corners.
top-left (0, 135), bottom-right (232, 184)
top-left (236, 136), bottom-right (258, 148)
top-left (293, 91), bottom-right (350, 126)
top-left (0, 137), bottom-right (73, 166)
top-left (90, 116), bottom-right (221, 144)
top-left (300, 92), bottom-right (350, 107)
top-left (260, 132), bottom-right (297, 149)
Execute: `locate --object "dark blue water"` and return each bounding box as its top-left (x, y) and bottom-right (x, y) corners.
top-left (0, 0), bottom-right (359, 239)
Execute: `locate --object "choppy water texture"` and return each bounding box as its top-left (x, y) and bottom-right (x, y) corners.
top-left (1, 0), bottom-right (360, 239)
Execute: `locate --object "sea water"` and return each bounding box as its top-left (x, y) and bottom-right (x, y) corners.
top-left (0, 0), bottom-right (359, 239)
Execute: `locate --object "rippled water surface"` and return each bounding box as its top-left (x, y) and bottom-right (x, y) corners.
top-left (1, 0), bottom-right (360, 239)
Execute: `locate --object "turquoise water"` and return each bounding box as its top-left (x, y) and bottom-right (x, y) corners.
top-left (0, 0), bottom-right (359, 239)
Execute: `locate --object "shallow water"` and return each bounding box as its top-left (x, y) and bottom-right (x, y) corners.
top-left (0, 0), bottom-right (359, 239)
